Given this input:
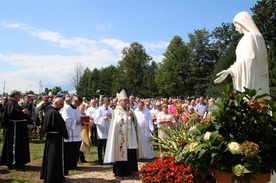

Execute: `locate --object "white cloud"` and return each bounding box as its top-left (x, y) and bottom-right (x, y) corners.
top-left (142, 41), bottom-right (169, 52)
top-left (0, 21), bottom-right (166, 94)
top-left (0, 53), bottom-right (115, 94)
top-left (30, 30), bottom-right (63, 43)
top-left (1, 21), bottom-right (28, 30)
top-left (151, 54), bottom-right (165, 63)
top-left (100, 38), bottom-right (129, 51)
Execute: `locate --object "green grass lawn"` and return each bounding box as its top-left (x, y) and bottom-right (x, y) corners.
top-left (0, 129), bottom-right (100, 182)
top-left (0, 129), bottom-right (159, 182)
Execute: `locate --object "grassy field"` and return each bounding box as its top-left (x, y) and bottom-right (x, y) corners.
top-left (0, 130), bottom-right (104, 183)
top-left (0, 129), bottom-right (159, 183)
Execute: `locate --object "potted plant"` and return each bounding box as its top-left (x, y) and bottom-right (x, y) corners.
top-left (181, 85), bottom-right (276, 183)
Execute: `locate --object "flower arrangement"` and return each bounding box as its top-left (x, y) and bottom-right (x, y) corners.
top-left (139, 156), bottom-right (194, 183)
top-left (147, 121), bottom-right (215, 182)
top-left (181, 85), bottom-right (276, 182)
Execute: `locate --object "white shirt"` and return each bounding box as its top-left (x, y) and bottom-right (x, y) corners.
top-left (86, 105), bottom-right (98, 123)
top-left (94, 105), bottom-right (113, 139)
top-left (61, 104), bottom-right (82, 142)
top-left (135, 108), bottom-right (154, 132)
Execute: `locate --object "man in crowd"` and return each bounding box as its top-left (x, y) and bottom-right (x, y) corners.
top-left (61, 96), bottom-right (83, 175)
top-left (94, 97), bottom-right (113, 165)
top-left (0, 96), bottom-right (8, 132)
top-left (0, 90), bottom-right (30, 169)
top-left (20, 95), bottom-right (36, 142)
top-left (86, 98), bottom-right (98, 146)
top-left (36, 96), bottom-right (51, 142)
top-left (135, 101), bottom-right (154, 159)
top-left (82, 97), bottom-right (89, 107)
top-left (40, 97), bottom-right (68, 183)
top-left (129, 95), bottom-right (137, 109)
top-left (195, 96), bottom-right (208, 122)
top-left (104, 89), bottom-right (146, 176)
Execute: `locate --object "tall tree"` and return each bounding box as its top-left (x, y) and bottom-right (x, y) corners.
top-left (140, 61), bottom-right (159, 97)
top-left (68, 63), bottom-right (84, 92)
top-left (267, 44), bottom-right (276, 97)
top-left (117, 42), bottom-right (152, 96)
top-left (51, 86), bottom-right (62, 95)
top-left (89, 68), bottom-right (101, 97)
top-left (77, 67), bottom-right (92, 97)
top-left (98, 65), bottom-right (118, 97)
top-left (187, 28), bottom-right (219, 96)
top-left (251, 0), bottom-right (276, 47)
top-left (155, 36), bottom-right (192, 97)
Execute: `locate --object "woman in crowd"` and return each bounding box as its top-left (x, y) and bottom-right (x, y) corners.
top-left (157, 103), bottom-right (175, 156)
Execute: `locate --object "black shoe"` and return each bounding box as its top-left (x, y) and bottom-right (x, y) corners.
top-left (80, 160), bottom-right (87, 163)
top-left (97, 159), bottom-right (103, 165)
top-left (122, 171), bottom-right (133, 176)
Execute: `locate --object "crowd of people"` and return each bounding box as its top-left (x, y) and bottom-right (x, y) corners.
top-left (0, 90), bottom-right (216, 182)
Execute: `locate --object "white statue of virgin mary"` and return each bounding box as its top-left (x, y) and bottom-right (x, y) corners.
top-left (214, 11), bottom-right (269, 96)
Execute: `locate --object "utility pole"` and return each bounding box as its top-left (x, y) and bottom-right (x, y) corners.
top-left (3, 80), bottom-right (6, 96)
top-left (39, 80), bottom-right (42, 94)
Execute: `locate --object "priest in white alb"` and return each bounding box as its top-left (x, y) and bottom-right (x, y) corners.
top-left (104, 89), bottom-right (146, 176)
top-left (135, 101), bottom-right (154, 159)
top-left (94, 97), bottom-right (113, 165)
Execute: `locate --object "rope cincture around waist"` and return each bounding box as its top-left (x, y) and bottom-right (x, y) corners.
top-left (10, 119), bottom-right (27, 164)
top-left (9, 119), bottom-right (27, 122)
top-left (47, 131), bottom-right (60, 136)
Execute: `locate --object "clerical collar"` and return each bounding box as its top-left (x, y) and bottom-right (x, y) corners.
top-left (70, 104), bottom-right (77, 109)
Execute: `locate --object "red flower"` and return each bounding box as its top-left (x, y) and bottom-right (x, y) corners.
top-left (140, 156), bottom-right (195, 183)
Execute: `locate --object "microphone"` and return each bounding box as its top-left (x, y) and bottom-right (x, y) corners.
top-left (126, 104), bottom-right (130, 111)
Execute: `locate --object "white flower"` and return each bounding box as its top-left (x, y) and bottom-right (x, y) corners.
top-left (228, 142), bottom-right (241, 154)
top-left (172, 142), bottom-right (177, 149)
top-left (182, 141), bottom-right (199, 154)
top-left (188, 126), bottom-right (197, 132)
top-left (203, 131), bottom-right (212, 141)
top-left (232, 164), bottom-right (245, 177)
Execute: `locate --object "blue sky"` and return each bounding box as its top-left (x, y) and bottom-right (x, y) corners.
top-left (0, 0), bottom-right (257, 95)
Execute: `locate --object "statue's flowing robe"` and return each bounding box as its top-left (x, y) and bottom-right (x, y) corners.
top-left (229, 11), bottom-right (269, 96)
